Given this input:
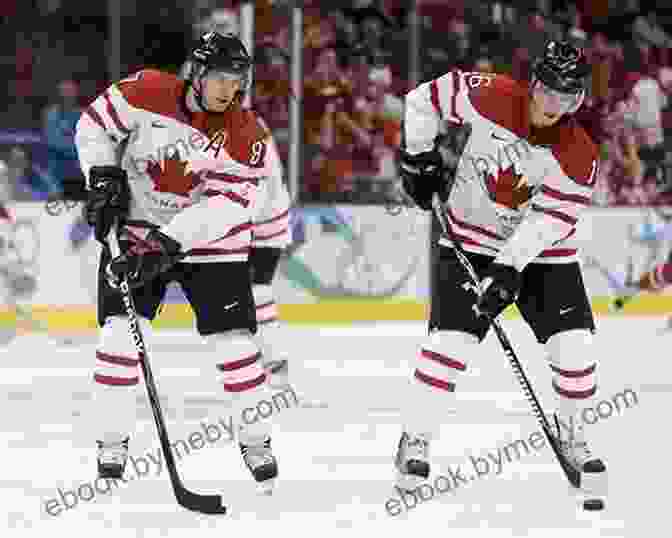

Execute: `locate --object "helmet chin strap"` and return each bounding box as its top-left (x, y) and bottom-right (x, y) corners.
top-left (192, 75), bottom-right (215, 114)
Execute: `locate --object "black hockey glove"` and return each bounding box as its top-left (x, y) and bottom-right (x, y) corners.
top-left (475, 263), bottom-right (522, 319)
top-left (106, 229), bottom-right (184, 289)
top-left (397, 148), bottom-right (445, 211)
top-left (85, 166), bottom-right (131, 243)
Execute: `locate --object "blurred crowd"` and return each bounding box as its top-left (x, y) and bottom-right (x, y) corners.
top-left (2, 0), bottom-right (672, 207)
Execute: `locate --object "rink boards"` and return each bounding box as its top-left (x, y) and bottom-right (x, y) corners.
top-left (4, 203), bottom-right (672, 331)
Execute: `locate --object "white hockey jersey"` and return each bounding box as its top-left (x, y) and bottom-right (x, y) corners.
top-left (75, 69), bottom-right (273, 263)
top-left (250, 117), bottom-right (291, 250)
top-left (404, 71), bottom-right (599, 271)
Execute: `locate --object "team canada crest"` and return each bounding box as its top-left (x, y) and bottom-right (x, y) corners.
top-left (146, 154), bottom-right (202, 197)
top-left (484, 166), bottom-right (532, 210)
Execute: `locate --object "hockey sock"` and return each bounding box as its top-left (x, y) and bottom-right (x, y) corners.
top-left (402, 330), bottom-right (476, 438)
top-left (545, 330), bottom-right (597, 436)
top-left (252, 284), bottom-right (289, 369)
top-left (213, 332), bottom-right (273, 444)
top-left (90, 316), bottom-right (148, 443)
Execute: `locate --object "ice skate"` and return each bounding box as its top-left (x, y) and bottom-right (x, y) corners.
top-left (555, 415), bottom-right (607, 499)
top-left (394, 431), bottom-right (430, 492)
top-left (96, 437), bottom-right (129, 479)
top-left (240, 436), bottom-right (278, 494)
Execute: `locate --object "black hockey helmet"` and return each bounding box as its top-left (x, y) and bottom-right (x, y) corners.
top-left (532, 40), bottom-right (591, 94)
top-left (191, 31), bottom-right (252, 77)
top-left (186, 31), bottom-right (252, 111)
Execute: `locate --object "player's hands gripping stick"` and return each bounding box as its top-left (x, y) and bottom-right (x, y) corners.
top-left (474, 263), bottom-right (522, 319)
top-left (397, 148), bottom-right (446, 211)
top-left (85, 166), bottom-right (131, 243)
top-left (106, 229), bottom-right (184, 289)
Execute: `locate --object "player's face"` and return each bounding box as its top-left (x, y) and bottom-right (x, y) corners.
top-left (529, 80), bottom-right (581, 127)
top-left (202, 70), bottom-right (242, 112)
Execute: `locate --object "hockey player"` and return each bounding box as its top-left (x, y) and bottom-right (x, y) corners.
top-left (249, 121), bottom-right (291, 388)
top-left (395, 41), bottom-right (606, 499)
top-left (179, 26), bottom-right (291, 386)
top-left (76, 31), bottom-right (279, 491)
top-left (610, 215), bottom-right (672, 322)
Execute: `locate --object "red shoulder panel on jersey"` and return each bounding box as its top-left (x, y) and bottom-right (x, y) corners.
top-left (210, 105), bottom-right (270, 168)
top-left (467, 74), bottom-right (530, 138)
top-left (116, 69), bottom-right (187, 122)
top-left (551, 122), bottom-right (599, 187)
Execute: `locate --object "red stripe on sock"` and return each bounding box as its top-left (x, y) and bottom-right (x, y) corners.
top-left (414, 369), bottom-right (456, 392)
top-left (216, 352), bottom-right (261, 372)
top-left (94, 373), bottom-right (139, 386)
top-left (96, 351), bottom-right (139, 367)
top-left (420, 349), bottom-right (467, 371)
top-left (223, 373), bottom-right (266, 392)
top-left (552, 381), bottom-right (596, 399)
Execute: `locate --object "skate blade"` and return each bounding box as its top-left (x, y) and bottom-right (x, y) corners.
top-left (395, 469), bottom-right (426, 493)
top-left (569, 469), bottom-right (607, 511)
top-left (570, 485), bottom-right (606, 512)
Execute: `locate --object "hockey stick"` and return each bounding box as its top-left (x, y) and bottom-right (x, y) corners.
top-left (430, 193), bottom-right (581, 487)
top-left (107, 223), bottom-right (227, 514)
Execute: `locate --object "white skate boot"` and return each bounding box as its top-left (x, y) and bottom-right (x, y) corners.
top-left (96, 437), bottom-right (129, 479)
top-left (555, 415), bottom-right (607, 501)
top-left (240, 436), bottom-right (278, 494)
top-left (394, 431), bottom-right (430, 492)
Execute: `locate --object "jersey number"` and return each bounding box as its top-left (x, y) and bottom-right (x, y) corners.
top-left (249, 141), bottom-right (265, 166)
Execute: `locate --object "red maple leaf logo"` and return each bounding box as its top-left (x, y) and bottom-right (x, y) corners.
top-left (147, 155), bottom-right (202, 197)
top-left (485, 166), bottom-right (532, 210)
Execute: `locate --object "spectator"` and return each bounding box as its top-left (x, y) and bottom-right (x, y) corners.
top-left (0, 160), bottom-right (14, 208)
top-left (594, 97), bottom-right (645, 205)
top-left (350, 6), bottom-right (394, 56)
top-left (253, 44), bottom-right (292, 156)
top-left (42, 79), bottom-right (82, 195)
top-left (330, 9), bottom-right (362, 71)
top-left (192, 8), bottom-right (239, 39)
top-left (633, 9), bottom-right (672, 50)
top-left (5, 147), bottom-right (34, 201)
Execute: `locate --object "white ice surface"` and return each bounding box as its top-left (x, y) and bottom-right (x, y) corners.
top-left (0, 317), bottom-right (668, 537)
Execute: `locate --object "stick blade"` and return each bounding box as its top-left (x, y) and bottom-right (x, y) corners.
top-left (544, 424), bottom-right (581, 487)
top-left (176, 488), bottom-right (227, 515)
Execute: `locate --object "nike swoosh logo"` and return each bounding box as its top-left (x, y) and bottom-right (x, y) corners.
top-left (559, 306), bottom-right (575, 315)
top-left (224, 301), bottom-right (239, 311)
top-left (152, 122), bottom-right (166, 128)
top-left (491, 133), bottom-right (510, 142)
